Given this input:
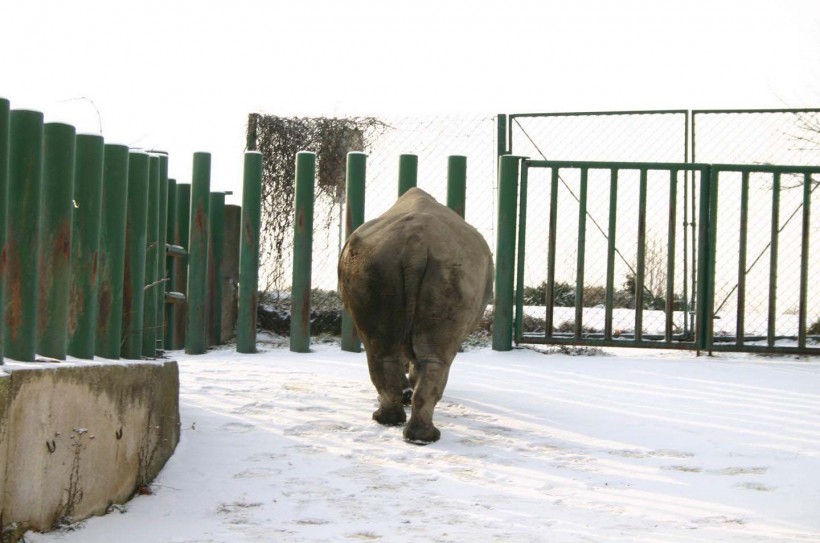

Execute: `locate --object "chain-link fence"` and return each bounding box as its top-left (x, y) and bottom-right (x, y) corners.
top-left (250, 115), bottom-right (499, 337)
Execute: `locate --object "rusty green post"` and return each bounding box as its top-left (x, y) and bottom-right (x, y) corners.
top-left (0, 98), bottom-right (9, 364)
top-left (341, 152), bottom-right (365, 353)
top-left (67, 134), bottom-right (105, 359)
top-left (237, 152), bottom-right (263, 353)
top-left (156, 155), bottom-right (169, 350)
top-left (290, 151), bottom-right (316, 353)
top-left (447, 155), bottom-right (467, 218)
top-left (142, 155), bottom-right (160, 358)
top-left (95, 144), bottom-right (129, 359)
top-left (121, 151), bottom-right (150, 360)
top-left (3, 110), bottom-right (44, 362)
top-left (398, 153), bottom-right (418, 197)
top-left (36, 122), bottom-right (77, 360)
top-left (492, 155), bottom-right (520, 351)
top-left (164, 178), bottom-right (177, 349)
top-left (185, 152), bottom-right (211, 355)
top-left (173, 183), bottom-right (191, 350)
top-left (208, 191), bottom-right (225, 345)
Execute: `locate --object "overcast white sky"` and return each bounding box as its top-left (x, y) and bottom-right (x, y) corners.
top-left (2, 0), bottom-right (820, 201)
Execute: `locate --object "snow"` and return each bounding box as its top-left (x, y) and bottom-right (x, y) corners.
top-left (25, 341), bottom-right (820, 542)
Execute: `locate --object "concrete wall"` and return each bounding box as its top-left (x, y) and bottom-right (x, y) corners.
top-left (0, 360), bottom-right (179, 537)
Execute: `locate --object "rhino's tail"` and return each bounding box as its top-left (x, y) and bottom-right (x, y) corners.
top-left (401, 243), bottom-right (428, 362)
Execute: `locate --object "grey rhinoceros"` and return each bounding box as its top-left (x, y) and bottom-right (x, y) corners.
top-left (338, 187), bottom-right (494, 444)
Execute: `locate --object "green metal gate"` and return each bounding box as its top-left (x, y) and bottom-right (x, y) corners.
top-left (493, 157), bottom-right (820, 355)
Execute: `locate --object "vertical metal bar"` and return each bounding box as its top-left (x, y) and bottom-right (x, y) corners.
top-left (164, 178), bottom-right (177, 349)
top-left (682, 170), bottom-right (690, 340)
top-left (67, 134), bottom-right (105, 359)
top-left (605, 169), bottom-right (618, 340)
top-left (574, 168), bottom-right (588, 341)
top-left (634, 168), bottom-right (648, 342)
top-left (156, 155), bottom-right (169, 350)
top-left (208, 192), bottom-right (226, 346)
top-left (173, 183), bottom-right (191, 350)
top-left (290, 151), bottom-right (316, 353)
top-left (341, 151), bottom-right (366, 353)
top-left (497, 114), bottom-right (508, 156)
top-left (798, 173), bottom-right (812, 349)
top-left (665, 169), bottom-right (678, 342)
top-left (237, 152), bottom-right (263, 353)
top-left (37, 122), bottom-right (77, 360)
top-left (4, 110), bottom-right (44, 362)
top-left (736, 171), bottom-right (750, 347)
top-left (706, 167), bottom-right (719, 354)
top-left (142, 155), bottom-right (160, 358)
top-left (447, 155), bottom-right (467, 218)
top-left (545, 167), bottom-right (560, 339)
top-left (185, 152), bottom-right (211, 355)
top-left (0, 98), bottom-right (9, 365)
top-left (514, 163), bottom-right (529, 344)
top-left (121, 151), bottom-right (150, 360)
top-left (95, 144), bottom-right (129, 360)
top-left (695, 166), bottom-right (712, 353)
top-left (398, 154), bottom-right (418, 197)
top-left (492, 155), bottom-right (520, 351)
top-left (767, 172), bottom-right (781, 348)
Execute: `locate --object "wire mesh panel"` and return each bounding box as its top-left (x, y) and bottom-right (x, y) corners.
top-left (507, 111), bottom-right (688, 163)
top-left (515, 160), bottom-right (705, 350)
top-left (693, 109), bottom-right (820, 165)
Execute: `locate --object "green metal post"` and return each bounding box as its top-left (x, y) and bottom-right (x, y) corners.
top-left (0, 99), bottom-right (9, 364)
top-left (67, 134), bottom-right (104, 359)
top-left (634, 168), bottom-right (648, 342)
top-left (604, 169), bottom-right (619, 340)
top-left (574, 168), bottom-right (588, 341)
top-left (156, 155), bottom-right (169, 350)
top-left (695, 166), bottom-right (713, 354)
top-left (237, 152), bottom-right (263, 353)
top-left (290, 151), bottom-right (316, 353)
top-left (798, 172), bottom-right (811, 349)
top-left (544, 168), bottom-right (560, 339)
top-left (208, 191), bottom-right (225, 346)
top-left (447, 155), bottom-right (467, 218)
top-left (3, 110), bottom-right (43, 362)
top-left (398, 153), bottom-right (417, 197)
top-left (95, 145), bottom-right (129, 359)
top-left (185, 152), bottom-right (211, 355)
top-left (767, 172), bottom-right (780, 348)
top-left (36, 122), bottom-right (77, 360)
top-left (142, 155), bottom-right (160, 358)
top-left (514, 163), bottom-right (529, 343)
top-left (497, 114), bottom-right (508, 156)
top-left (173, 183), bottom-right (191, 350)
top-left (341, 152), bottom-right (366, 353)
top-left (121, 151), bottom-right (150, 360)
top-left (164, 178), bottom-right (177, 350)
top-left (492, 155), bottom-right (520, 351)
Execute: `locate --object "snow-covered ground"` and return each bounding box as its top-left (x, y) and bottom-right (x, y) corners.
top-left (27, 340), bottom-right (820, 542)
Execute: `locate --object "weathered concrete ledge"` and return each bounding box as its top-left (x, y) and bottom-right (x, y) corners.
top-left (0, 359), bottom-right (180, 539)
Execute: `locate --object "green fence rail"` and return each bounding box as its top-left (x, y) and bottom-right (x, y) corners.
top-left (0, 98), bottom-right (261, 364)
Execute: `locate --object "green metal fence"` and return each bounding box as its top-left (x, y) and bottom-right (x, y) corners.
top-left (495, 157), bottom-right (819, 355)
top-left (0, 98), bottom-right (263, 364)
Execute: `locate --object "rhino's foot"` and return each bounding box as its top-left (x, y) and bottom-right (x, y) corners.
top-left (403, 420), bottom-right (440, 445)
top-left (373, 404), bottom-right (406, 426)
top-left (402, 387), bottom-right (413, 406)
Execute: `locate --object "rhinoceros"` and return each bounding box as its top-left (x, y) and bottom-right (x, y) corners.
top-left (338, 187), bottom-right (494, 443)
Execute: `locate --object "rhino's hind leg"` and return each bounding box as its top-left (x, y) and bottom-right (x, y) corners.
top-left (367, 350), bottom-right (407, 426)
top-left (403, 357), bottom-right (450, 444)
